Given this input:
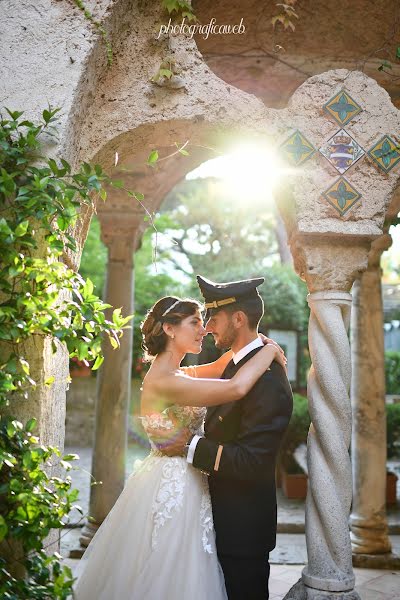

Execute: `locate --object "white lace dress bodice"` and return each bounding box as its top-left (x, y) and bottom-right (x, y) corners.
top-left (74, 404), bottom-right (227, 600)
top-left (141, 404), bottom-right (206, 450)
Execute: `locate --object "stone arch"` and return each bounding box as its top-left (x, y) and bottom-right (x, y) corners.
top-left (3, 2), bottom-right (400, 596)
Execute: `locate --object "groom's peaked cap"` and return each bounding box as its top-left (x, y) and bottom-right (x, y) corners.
top-left (196, 275), bottom-right (264, 316)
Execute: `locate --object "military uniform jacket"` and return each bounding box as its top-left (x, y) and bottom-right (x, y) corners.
top-left (192, 348), bottom-right (293, 557)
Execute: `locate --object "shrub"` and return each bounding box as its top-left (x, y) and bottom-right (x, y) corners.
top-left (387, 402), bottom-right (400, 459)
top-left (385, 351), bottom-right (400, 395)
top-left (279, 393), bottom-right (310, 474)
top-left (0, 417), bottom-right (79, 598)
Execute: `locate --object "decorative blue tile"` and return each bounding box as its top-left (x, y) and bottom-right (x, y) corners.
top-left (324, 90), bottom-right (362, 126)
top-left (368, 135), bottom-right (400, 173)
top-left (319, 129), bottom-right (365, 174)
top-left (280, 130), bottom-right (316, 166)
top-left (321, 176), bottom-right (362, 216)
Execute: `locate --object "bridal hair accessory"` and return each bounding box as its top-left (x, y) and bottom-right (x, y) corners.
top-left (162, 300), bottom-right (181, 317)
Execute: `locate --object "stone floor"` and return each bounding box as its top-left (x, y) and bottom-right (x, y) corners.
top-left (61, 446), bottom-right (400, 598)
top-left (63, 551), bottom-right (400, 599)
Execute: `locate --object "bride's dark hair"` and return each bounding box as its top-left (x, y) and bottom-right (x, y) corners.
top-left (140, 296), bottom-right (203, 360)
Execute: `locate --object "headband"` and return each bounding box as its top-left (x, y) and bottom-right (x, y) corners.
top-left (161, 300), bottom-right (181, 317)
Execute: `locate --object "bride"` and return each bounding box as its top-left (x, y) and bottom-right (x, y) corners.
top-left (73, 296), bottom-right (285, 600)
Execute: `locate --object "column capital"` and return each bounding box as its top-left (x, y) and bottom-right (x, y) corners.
top-left (367, 232), bottom-right (392, 270)
top-left (290, 234), bottom-right (371, 293)
top-left (98, 212), bottom-right (145, 262)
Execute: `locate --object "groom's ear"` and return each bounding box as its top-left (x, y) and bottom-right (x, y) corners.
top-left (232, 310), bottom-right (248, 329)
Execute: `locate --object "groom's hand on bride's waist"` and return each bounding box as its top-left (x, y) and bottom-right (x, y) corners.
top-left (146, 422), bottom-right (191, 457)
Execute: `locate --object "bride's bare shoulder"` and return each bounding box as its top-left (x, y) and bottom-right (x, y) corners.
top-left (140, 368), bottom-right (182, 414)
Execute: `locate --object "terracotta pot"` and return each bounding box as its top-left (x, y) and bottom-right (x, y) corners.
top-left (70, 366), bottom-right (92, 378)
top-left (387, 471), bottom-right (398, 505)
top-left (281, 469), bottom-right (308, 499)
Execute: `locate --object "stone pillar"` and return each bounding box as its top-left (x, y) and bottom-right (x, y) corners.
top-left (79, 215), bottom-right (142, 547)
top-left (350, 233), bottom-right (392, 556)
top-left (284, 239), bottom-right (369, 600)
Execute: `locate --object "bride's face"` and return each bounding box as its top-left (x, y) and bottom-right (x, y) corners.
top-left (172, 309), bottom-right (206, 354)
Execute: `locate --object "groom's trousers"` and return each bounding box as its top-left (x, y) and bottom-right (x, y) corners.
top-left (218, 553), bottom-right (270, 600)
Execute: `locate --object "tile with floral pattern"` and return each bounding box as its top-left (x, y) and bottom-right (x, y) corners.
top-left (280, 130), bottom-right (316, 166)
top-left (321, 176), bottom-right (361, 216)
top-left (324, 91), bottom-right (362, 126)
top-left (368, 135), bottom-right (400, 173)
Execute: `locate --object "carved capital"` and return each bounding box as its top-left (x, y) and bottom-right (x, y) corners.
top-left (367, 232), bottom-right (392, 270)
top-left (98, 212), bottom-right (145, 263)
top-left (290, 235), bottom-right (371, 293)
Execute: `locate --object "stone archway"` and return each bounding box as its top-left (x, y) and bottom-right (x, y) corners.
top-left (2, 2), bottom-right (400, 597)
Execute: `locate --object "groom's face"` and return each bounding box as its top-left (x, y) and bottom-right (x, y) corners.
top-left (205, 310), bottom-right (236, 350)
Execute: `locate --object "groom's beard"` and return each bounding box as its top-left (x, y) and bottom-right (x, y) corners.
top-left (213, 329), bottom-right (236, 351)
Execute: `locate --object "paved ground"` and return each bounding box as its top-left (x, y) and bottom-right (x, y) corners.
top-left (61, 446), bottom-right (400, 598)
top-left (63, 551), bottom-right (400, 599)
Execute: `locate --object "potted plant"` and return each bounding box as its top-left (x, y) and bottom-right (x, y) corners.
top-left (279, 394), bottom-right (311, 499)
top-left (386, 401), bottom-right (400, 505)
top-left (69, 356), bottom-right (92, 377)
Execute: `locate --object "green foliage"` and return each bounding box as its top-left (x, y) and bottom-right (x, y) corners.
top-left (161, 0), bottom-right (197, 21)
top-left (77, 217), bottom-right (107, 295)
top-left (79, 214), bottom-right (186, 377)
top-left (0, 416), bottom-right (78, 598)
top-left (0, 108), bottom-right (134, 595)
top-left (161, 177), bottom-right (281, 282)
top-left (0, 108), bottom-right (133, 407)
top-left (261, 264), bottom-right (309, 330)
top-left (279, 393), bottom-right (310, 474)
top-left (73, 0), bottom-right (113, 65)
top-left (271, 1), bottom-right (299, 32)
top-left (385, 351), bottom-right (400, 394)
top-left (387, 402), bottom-right (400, 458)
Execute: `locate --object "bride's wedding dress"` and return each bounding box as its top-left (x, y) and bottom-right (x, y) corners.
top-left (73, 405), bottom-right (227, 599)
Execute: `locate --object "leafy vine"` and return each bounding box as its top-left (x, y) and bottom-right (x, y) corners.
top-left (0, 107), bottom-right (134, 596)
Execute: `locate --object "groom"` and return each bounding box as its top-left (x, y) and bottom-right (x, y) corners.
top-left (159, 275), bottom-right (293, 599)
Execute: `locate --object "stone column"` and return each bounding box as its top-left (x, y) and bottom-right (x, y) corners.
top-left (284, 239), bottom-right (369, 600)
top-left (79, 215), bottom-right (142, 547)
top-left (350, 233), bottom-right (392, 556)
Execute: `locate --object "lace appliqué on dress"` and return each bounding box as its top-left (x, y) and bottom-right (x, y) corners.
top-left (151, 458), bottom-right (186, 549)
top-left (140, 405), bottom-right (212, 553)
top-left (199, 474), bottom-right (214, 554)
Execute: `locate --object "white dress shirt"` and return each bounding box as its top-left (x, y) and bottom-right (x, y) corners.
top-left (186, 337), bottom-right (263, 464)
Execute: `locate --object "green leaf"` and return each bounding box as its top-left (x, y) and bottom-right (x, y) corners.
top-left (147, 150), bottom-right (159, 165)
top-left (25, 417), bottom-right (37, 432)
top-left (5, 108), bottom-right (24, 121)
top-left (111, 179), bottom-right (124, 189)
top-left (397, 47), bottom-right (400, 60)
top-left (82, 278), bottom-right (94, 298)
top-left (0, 515), bottom-right (8, 542)
top-left (44, 376), bottom-right (55, 386)
top-left (0, 218), bottom-right (13, 235)
top-left (92, 354), bottom-right (104, 370)
top-left (14, 220), bottom-right (29, 237)
top-left (57, 215), bottom-right (69, 231)
top-left (62, 453), bottom-right (79, 461)
top-left (109, 336), bottom-right (119, 349)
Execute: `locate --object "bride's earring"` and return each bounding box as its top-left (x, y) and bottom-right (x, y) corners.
top-left (171, 334), bottom-right (175, 340)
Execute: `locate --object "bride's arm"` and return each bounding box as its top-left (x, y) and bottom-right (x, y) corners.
top-left (180, 350), bottom-right (233, 379)
top-left (180, 336), bottom-right (285, 379)
top-left (153, 344), bottom-right (285, 407)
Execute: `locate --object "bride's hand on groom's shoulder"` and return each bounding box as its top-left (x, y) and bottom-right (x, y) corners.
top-left (259, 333), bottom-right (288, 373)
